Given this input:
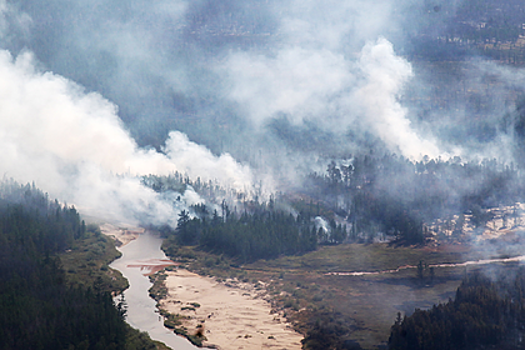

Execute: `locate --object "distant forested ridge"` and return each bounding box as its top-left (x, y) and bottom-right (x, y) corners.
top-left (389, 268), bottom-right (525, 350)
top-left (0, 180), bottom-right (154, 350)
top-left (409, 0), bottom-right (525, 62)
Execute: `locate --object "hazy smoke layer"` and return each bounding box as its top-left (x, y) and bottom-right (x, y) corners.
top-left (0, 50), bottom-right (256, 224)
top-left (0, 0), bottom-right (524, 223)
top-left (0, 0), bottom-right (451, 157)
top-left (221, 37), bottom-right (445, 159)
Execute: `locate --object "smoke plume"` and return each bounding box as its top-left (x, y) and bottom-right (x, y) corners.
top-left (0, 0), bottom-right (525, 223)
top-left (0, 49), bottom-right (257, 224)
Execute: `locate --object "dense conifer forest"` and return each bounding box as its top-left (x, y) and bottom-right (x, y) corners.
top-left (144, 173), bottom-right (349, 262)
top-left (145, 148), bottom-right (525, 251)
top-left (389, 268), bottom-right (525, 350)
top-left (304, 153), bottom-right (525, 244)
top-left (0, 181), bottom-right (157, 350)
top-left (161, 202), bottom-right (347, 263)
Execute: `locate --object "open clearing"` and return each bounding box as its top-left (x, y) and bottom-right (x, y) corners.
top-left (163, 239), bottom-right (525, 349)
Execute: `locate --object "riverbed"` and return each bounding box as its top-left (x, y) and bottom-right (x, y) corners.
top-left (109, 231), bottom-right (199, 350)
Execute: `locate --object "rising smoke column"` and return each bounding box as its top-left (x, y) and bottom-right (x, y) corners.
top-left (0, 0), bottom-right (455, 164)
top-left (0, 50), bottom-right (259, 225)
top-left (221, 36), bottom-right (447, 160)
top-left (354, 38), bottom-right (444, 159)
top-left (8, 0), bottom-right (519, 197)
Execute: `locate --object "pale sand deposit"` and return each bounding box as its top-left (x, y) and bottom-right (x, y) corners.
top-left (100, 223), bottom-right (143, 246)
top-left (161, 269), bottom-right (303, 350)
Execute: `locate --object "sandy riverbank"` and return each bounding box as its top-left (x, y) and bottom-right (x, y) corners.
top-left (159, 269), bottom-right (303, 350)
top-left (100, 223), bottom-right (143, 246)
top-left (100, 225), bottom-right (302, 349)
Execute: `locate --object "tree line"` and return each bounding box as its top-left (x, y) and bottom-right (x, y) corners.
top-left (162, 201), bottom-right (348, 263)
top-left (389, 268), bottom-right (525, 350)
top-left (0, 180), bottom-right (156, 350)
top-left (408, 0), bottom-right (525, 62)
top-left (305, 153), bottom-right (525, 244)
top-left (143, 147), bottom-right (525, 247)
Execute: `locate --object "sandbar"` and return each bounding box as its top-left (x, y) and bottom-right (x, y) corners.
top-left (160, 269), bottom-right (303, 350)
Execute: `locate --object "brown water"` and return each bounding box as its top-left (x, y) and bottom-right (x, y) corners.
top-left (110, 232), bottom-right (199, 350)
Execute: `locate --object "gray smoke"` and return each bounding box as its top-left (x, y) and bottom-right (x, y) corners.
top-left (0, 0), bottom-right (524, 222)
top-left (0, 49), bottom-right (258, 225)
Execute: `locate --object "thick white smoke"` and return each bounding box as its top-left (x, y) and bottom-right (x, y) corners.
top-left (355, 38), bottom-right (444, 159)
top-left (163, 131), bottom-right (258, 191)
top-left (222, 36), bottom-right (447, 160)
top-left (5, 0), bottom-right (520, 218)
top-left (0, 0), bottom-right (477, 174)
top-left (0, 50), bottom-right (259, 225)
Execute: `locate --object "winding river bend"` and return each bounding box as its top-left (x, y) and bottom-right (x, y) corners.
top-left (110, 232), bottom-right (199, 350)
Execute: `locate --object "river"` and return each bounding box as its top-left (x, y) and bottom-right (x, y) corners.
top-left (110, 232), bottom-right (199, 350)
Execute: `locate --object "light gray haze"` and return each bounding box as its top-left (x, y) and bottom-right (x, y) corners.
top-left (0, 0), bottom-right (522, 224)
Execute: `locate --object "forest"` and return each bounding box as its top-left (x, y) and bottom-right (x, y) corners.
top-left (145, 145), bottom-right (525, 251)
top-left (3, 1), bottom-right (525, 350)
top-left (12, 138), bottom-right (524, 350)
top-left (409, 0), bottom-right (525, 62)
top-left (161, 201), bottom-right (347, 263)
top-left (0, 180), bottom-right (157, 350)
top-left (304, 154), bottom-right (522, 242)
top-left (389, 268), bottom-right (525, 350)
top-left (144, 149), bottom-right (525, 349)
